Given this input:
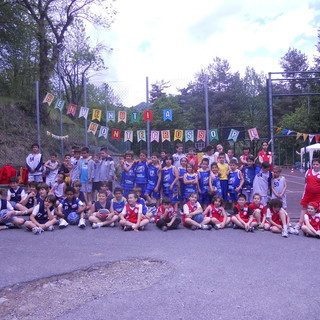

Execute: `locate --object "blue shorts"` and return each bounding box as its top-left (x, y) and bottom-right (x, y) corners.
top-left (135, 183), bottom-right (147, 194)
top-left (144, 184), bottom-right (160, 199)
top-left (163, 191), bottom-right (178, 203)
top-left (228, 192), bottom-right (239, 202)
top-left (199, 193), bottom-right (212, 205)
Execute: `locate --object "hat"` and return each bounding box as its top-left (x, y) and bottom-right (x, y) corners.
top-left (308, 202), bottom-right (318, 210)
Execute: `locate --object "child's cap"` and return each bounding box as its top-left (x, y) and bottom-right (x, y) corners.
top-left (308, 202), bottom-right (318, 210)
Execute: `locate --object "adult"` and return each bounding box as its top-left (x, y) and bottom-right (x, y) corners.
top-left (258, 142), bottom-right (273, 166)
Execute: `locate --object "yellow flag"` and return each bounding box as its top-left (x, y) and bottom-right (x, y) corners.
top-left (296, 132), bottom-right (302, 140)
top-left (174, 130), bottom-right (183, 141)
top-left (92, 109), bottom-right (102, 121)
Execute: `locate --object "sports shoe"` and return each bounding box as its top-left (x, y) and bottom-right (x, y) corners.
top-left (294, 223), bottom-right (301, 230)
top-left (257, 224), bottom-right (264, 231)
top-left (92, 222), bottom-right (103, 229)
top-left (5, 222), bottom-right (15, 229)
top-left (59, 218), bottom-right (68, 229)
top-left (249, 227), bottom-right (255, 233)
top-left (109, 222), bottom-right (115, 228)
top-left (201, 224), bottom-right (212, 230)
top-left (47, 225), bottom-right (54, 231)
top-left (138, 226), bottom-right (145, 231)
top-left (78, 218), bottom-right (86, 229)
top-left (233, 224), bottom-right (240, 229)
top-left (32, 227), bottom-right (41, 235)
top-left (191, 225), bottom-right (198, 230)
top-left (149, 217), bottom-right (155, 223)
top-left (214, 224), bottom-right (221, 230)
top-left (124, 225), bottom-right (133, 231)
top-left (161, 226), bottom-right (168, 232)
top-left (282, 229), bottom-right (288, 238)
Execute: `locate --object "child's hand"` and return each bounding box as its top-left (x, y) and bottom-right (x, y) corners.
top-left (245, 223), bottom-right (250, 232)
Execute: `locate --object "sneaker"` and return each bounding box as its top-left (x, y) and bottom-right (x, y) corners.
top-left (149, 217), bottom-right (155, 223)
top-left (32, 227), bottom-right (41, 235)
top-left (124, 225), bottom-right (133, 231)
top-left (78, 218), bottom-right (86, 229)
top-left (138, 226), bottom-right (145, 231)
top-left (294, 223), bottom-right (301, 230)
top-left (109, 222), bottom-right (115, 228)
top-left (59, 219), bottom-right (68, 229)
top-left (161, 226), bottom-right (168, 232)
top-left (201, 224), bottom-right (212, 230)
top-left (92, 222), bottom-right (103, 229)
top-left (47, 225), bottom-right (54, 231)
top-left (233, 224), bottom-right (240, 229)
top-left (257, 224), bottom-right (264, 231)
top-left (214, 224), bottom-right (221, 230)
top-left (191, 225), bottom-right (198, 230)
top-left (5, 222), bottom-right (15, 229)
top-left (282, 229), bottom-right (288, 238)
top-left (249, 227), bottom-right (255, 233)
top-left (288, 227), bottom-right (295, 234)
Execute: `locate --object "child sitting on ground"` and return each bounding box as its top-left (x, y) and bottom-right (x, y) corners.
top-left (301, 202), bottom-right (320, 238)
top-left (110, 187), bottom-right (127, 218)
top-left (249, 193), bottom-right (270, 231)
top-left (7, 177), bottom-right (26, 209)
top-left (155, 197), bottom-right (181, 231)
top-left (15, 181), bottom-right (38, 216)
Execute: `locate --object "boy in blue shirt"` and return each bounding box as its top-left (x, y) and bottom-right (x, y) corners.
top-left (241, 155), bottom-right (260, 203)
top-left (197, 158), bottom-right (211, 209)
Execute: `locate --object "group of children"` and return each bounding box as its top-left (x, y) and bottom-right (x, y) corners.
top-left (0, 143), bottom-right (319, 239)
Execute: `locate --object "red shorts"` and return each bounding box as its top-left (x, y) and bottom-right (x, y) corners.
top-left (211, 214), bottom-right (224, 223)
top-left (241, 218), bottom-right (257, 224)
top-left (272, 216), bottom-right (289, 226)
top-left (300, 192), bottom-right (320, 207)
top-left (182, 215), bottom-right (192, 228)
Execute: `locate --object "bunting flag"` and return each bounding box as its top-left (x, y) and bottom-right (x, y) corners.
top-left (197, 130), bottom-right (206, 142)
top-left (185, 130), bottom-right (194, 142)
top-left (137, 130), bottom-right (146, 142)
top-left (54, 99), bottom-right (65, 111)
top-left (66, 104), bottom-right (77, 117)
top-left (174, 130), bottom-right (183, 141)
top-left (276, 127), bottom-right (282, 133)
top-left (88, 122), bottom-right (99, 135)
top-left (92, 109), bottom-right (102, 121)
top-left (78, 106), bottom-right (89, 119)
top-left (248, 128), bottom-right (259, 141)
top-left (228, 129), bottom-right (240, 142)
top-left (282, 129), bottom-right (289, 135)
top-left (150, 130), bottom-right (160, 142)
top-left (316, 135), bottom-right (320, 143)
top-left (124, 130), bottom-right (133, 142)
top-left (286, 130), bottom-right (292, 135)
top-left (303, 133), bottom-right (308, 141)
top-left (209, 129), bottom-right (219, 141)
top-left (111, 129), bottom-right (121, 140)
top-left (98, 126), bottom-right (109, 139)
top-left (43, 93), bottom-right (55, 106)
top-left (296, 132), bottom-right (303, 140)
top-left (130, 112), bottom-right (140, 123)
top-left (46, 131), bottom-right (68, 140)
top-left (118, 111), bottom-right (127, 123)
top-left (161, 130), bottom-right (171, 142)
top-left (163, 109), bottom-right (173, 121)
top-left (143, 110), bottom-right (153, 121)
top-left (107, 111), bottom-right (115, 122)
top-left (309, 134), bottom-right (315, 143)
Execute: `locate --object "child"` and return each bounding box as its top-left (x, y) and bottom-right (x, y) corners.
top-left (258, 141), bottom-right (273, 166)
top-left (178, 157), bottom-right (188, 210)
top-left (301, 202), bottom-right (320, 238)
top-left (79, 147), bottom-right (94, 203)
top-left (160, 150), bottom-right (167, 167)
top-left (7, 177), bottom-right (26, 209)
top-left (121, 150), bottom-right (136, 198)
top-left (119, 191), bottom-right (149, 231)
top-left (155, 197), bottom-right (181, 231)
top-left (214, 144), bottom-right (229, 163)
top-left (183, 163), bottom-right (198, 202)
top-left (24, 195), bottom-right (57, 234)
top-left (239, 146), bottom-right (253, 169)
top-left (44, 153), bottom-right (59, 187)
top-left (134, 187), bottom-right (148, 217)
top-left (197, 158), bottom-right (211, 209)
top-left (114, 155), bottom-right (124, 188)
top-left (217, 153), bottom-right (229, 201)
top-left (99, 147), bottom-right (115, 191)
top-left (252, 161), bottom-right (272, 206)
top-left (202, 195), bottom-right (230, 229)
top-left (227, 159), bottom-right (244, 204)
top-left (249, 193), bottom-right (269, 231)
top-left (110, 187), bottom-right (127, 217)
top-left (231, 194), bottom-right (257, 232)
top-left (161, 155), bottom-right (180, 212)
top-left (51, 172), bottom-right (66, 201)
top-left (91, 153), bottom-right (101, 201)
top-left (57, 186), bottom-right (86, 228)
top-left (173, 143), bottom-right (186, 169)
top-left (59, 154), bottom-right (73, 185)
top-left (26, 143), bottom-right (43, 183)
top-left (88, 191), bottom-right (118, 228)
top-left (134, 150), bottom-right (148, 194)
top-left (227, 149), bottom-right (238, 163)
top-left (73, 181), bottom-right (86, 204)
top-left (241, 155), bottom-right (260, 203)
top-left (0, 189), bottom-right (25, 230)
top-left (144, 152), bottom-right (161, 206)
top-left (209, 162), bottom-right (222, 197)
top-left (297, 158), bottom-right (320, 230)
top-left (271, 166), bottom-right (287, 209)
top-left (187, 147), bottom-right (199, 171)
top-left (15, 181), bottom-right (38, 215)
top-left (266, 199), bottom-right (295, 237)
top-left (70, 149), bottom-right (81, 185)
top-left (182, 192), bottom-right (211, 230)
top-left (201, 145), bottom-right (215, 168)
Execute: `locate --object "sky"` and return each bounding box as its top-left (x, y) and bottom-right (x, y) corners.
top-left (88, 0), bottom-right (320, 107)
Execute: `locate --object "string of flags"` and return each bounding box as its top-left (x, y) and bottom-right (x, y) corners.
top-left (46, 131), bottom-right (69, 140)
top-left (276, 128), bottom-right (320, 143)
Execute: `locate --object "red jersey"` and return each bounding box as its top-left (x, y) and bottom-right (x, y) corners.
top-left (187, 155), bottom-right (199, 171)
top-left (304, 169), bottom-right (320, 196)
top-left (206, 204), bottom-right (223, 219)
top-left (183, 201), bottom-right (200, 216)
top-left (233, 204), bottom-right (252, 220)
top-left (266, 208), bottom-right (288, 226)
top-left (122, 203), bottom-right (142, 223)
top-left (240, 153), bottom-right (253, 165)
top-left (304, 212), bottom-right (320, 231)
top-left (249, 202), bottom-right (267, 216)
top-left (155, 205), bottom-right (176, 222)
top-left (258, 150), bottom-right (272, 163)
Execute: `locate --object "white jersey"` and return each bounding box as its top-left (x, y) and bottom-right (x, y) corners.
top-left (173, 153), bottom-right (186, 168)
top-left (253, 170), bottom-right (271, 197)
top-left (271, 176), bottom-right (287, 208)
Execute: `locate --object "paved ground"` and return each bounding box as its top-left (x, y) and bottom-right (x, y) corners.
top-left (1, 167), bottom-right (318, 320)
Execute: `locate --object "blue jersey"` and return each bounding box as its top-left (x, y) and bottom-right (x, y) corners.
top-left (211, 174), bottom-right (222, 196)
top-left (111, 196), bottom-right (127, 214)
top-left (178, 167), bottom-right (187, 197)
top-left (162, 166), bottom-right (177, 194)
top-left (228, 169), bottom-right (241, 192)
top-left (34, 201), bottom-right (50, 222)
top-left (122, 162), bottom-right (135, 190)
top-left (60, 197), bottom-right (83, 215)
top-left (147, 163), bottom-right (159, 187)
top-left (198, 168), bottom-right (210, 194)
top-left (9, 187), bottom-right (24, 202)
top-left (135, 161), bottom-right (148, 185)
top-left (242, 165), bottom-right (260, 189)
top-left (184, 173), bottom-right (198, 199)
top-left (137, 197), bottom-right (147, 215)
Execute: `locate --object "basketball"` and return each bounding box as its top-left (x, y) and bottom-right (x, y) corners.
top-left (67, 211), bottom-right (80, 225)
top-left (99, 209), bottom-right (110, 219)
top-left (193, 213), bottom-right (204, 223)
top-left (0, 210), bottom-right (11, 224)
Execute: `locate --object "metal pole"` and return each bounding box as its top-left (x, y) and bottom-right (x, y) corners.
top-left (146, 76), bottom-right (150, 157)
top-left (84, 77), bottom-right (88, 147)
top-left (267, 75), bottom-right (274, 159)
top-left (35, 81), bottom-right (41, 148)
top-left (204, 74), bottom-right (209, 144)
top-left (105, 85), bottom-right (108, 149)
top-left (58, 47), bottom-right (64, 157)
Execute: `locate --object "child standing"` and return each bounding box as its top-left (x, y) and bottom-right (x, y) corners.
top-left (201, 145), bottom-right (215, 168)
top-left (178, 157), bottom-right (188, 210)
top-left (239, 146), bottom-right (253, 169)
top-left (197, 158), bottom-right (211, 209)
top-left (241, 155), bottom-right (260, 203)
top-left (44, 153), bottom-right (59, 187)
top-left (249, 193), bottom-right (269, 230)
top-left (79, 147), bottom-right (94, 203)
top-left (91, 153), bottom-right (101, 201)
top-left (227, 159), bottom-right (244, 204)
top-left (155, 197), bottom-right (181, 231)
top-left (121, 150), bottom-right (136, 198)
top-left (70, 149), bottom-right (81, 185)
top-left (301, 202), bottom-right (320, 238)
top-left (134, 150), bottom-right (149, 194)
top-left (271, 166), bottom-right (287, 209)
top-left (183, 163), bottom-right (198, 202)
top-left (217, 153), bottom-right (229, 201)
top-left (187, 147), bottom-right (199, 171)
top-left (209, 162), bottom-right (222, 197)
top-left (144, 152), bottom-right (161, 206)
top-left (99, 147), bottom-right (115, 191)
top-left (252, 161), bottom-right (272, 206)
top-left (173, 143), bottom-right (186, 169)
top-left (26, 143), bottom-right (43, 183)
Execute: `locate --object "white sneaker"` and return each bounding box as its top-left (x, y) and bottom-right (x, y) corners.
top-left (59, 218), bottom-right (68, 229)
top-left (288, 226), bottom-right (295, 234)
top-left (78, 218), bottom-right (86, 229)
top-left (47, 225), bottom-right (54, 231)
top-left (282, 229), bottom-right (288, 238)
top-left (294, 223), bottom-right (301, 230)
top-left (109, 222), bottom-right (115, 227)
top-left (32, 227), bottom-right (41, 235)
top-left (92, 222), bottom-right (103, 229)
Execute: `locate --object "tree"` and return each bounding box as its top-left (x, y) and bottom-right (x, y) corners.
top-left (9, 0), bottom-right (115, 120)
top-left (149, 80), bottom-right (170, 103)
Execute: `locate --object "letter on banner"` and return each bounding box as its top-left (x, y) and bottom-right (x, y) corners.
top-left (137, 130), bottom-right (146, 142)
top-left (150, 131), bottom-right (160, 142)
top-left (79, 106), bottom-right (89, 119)
top-left (111, 129), bottom-right (121, 140)
top-left (228, 129), bottom-right (240, 142)
top-left (43, 93), bottom-right (55, 106)
top-left (118, 111), bottom-right (127, 123)
top-left (163, 109), bottom-right (172, 121)
top-left (209, 129), bottom-right (219, 141)
top-left (54, 99), bottom-right (65, 111)
top-left (248, 128), bottom-right (259, 141)
top-left (130, 112), bottom-right (140, 123)
top-left (92, 109), bottom-right (102, 121)
top-left (99, 126), bottom-right (109, 139)
top-left (174, 130), bottom-right (183, 141)
top-left (124, 130), bottom-right (133, 142)
top-left (185, 130), bottom-right (194, 142)
top-left (143, 110), bottom-right (153, 121)
top-left (197, 130), bottom-right (206, 142)
top-left (67, 104), bottom-right (77, 117)
top-left (161, 130), bottom-right (171, 142)
top-left (87, 122), bottom-right (98, 135)
top-left (107, 111), bottom-right (115, 122)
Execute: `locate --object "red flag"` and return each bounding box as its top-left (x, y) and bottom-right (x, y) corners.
top-left (143, 110), bottom-right (153, 121)
top-left (315, 135), bottom-right (320, 143)
top-left (111, 129), bottom-right (121, 141)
